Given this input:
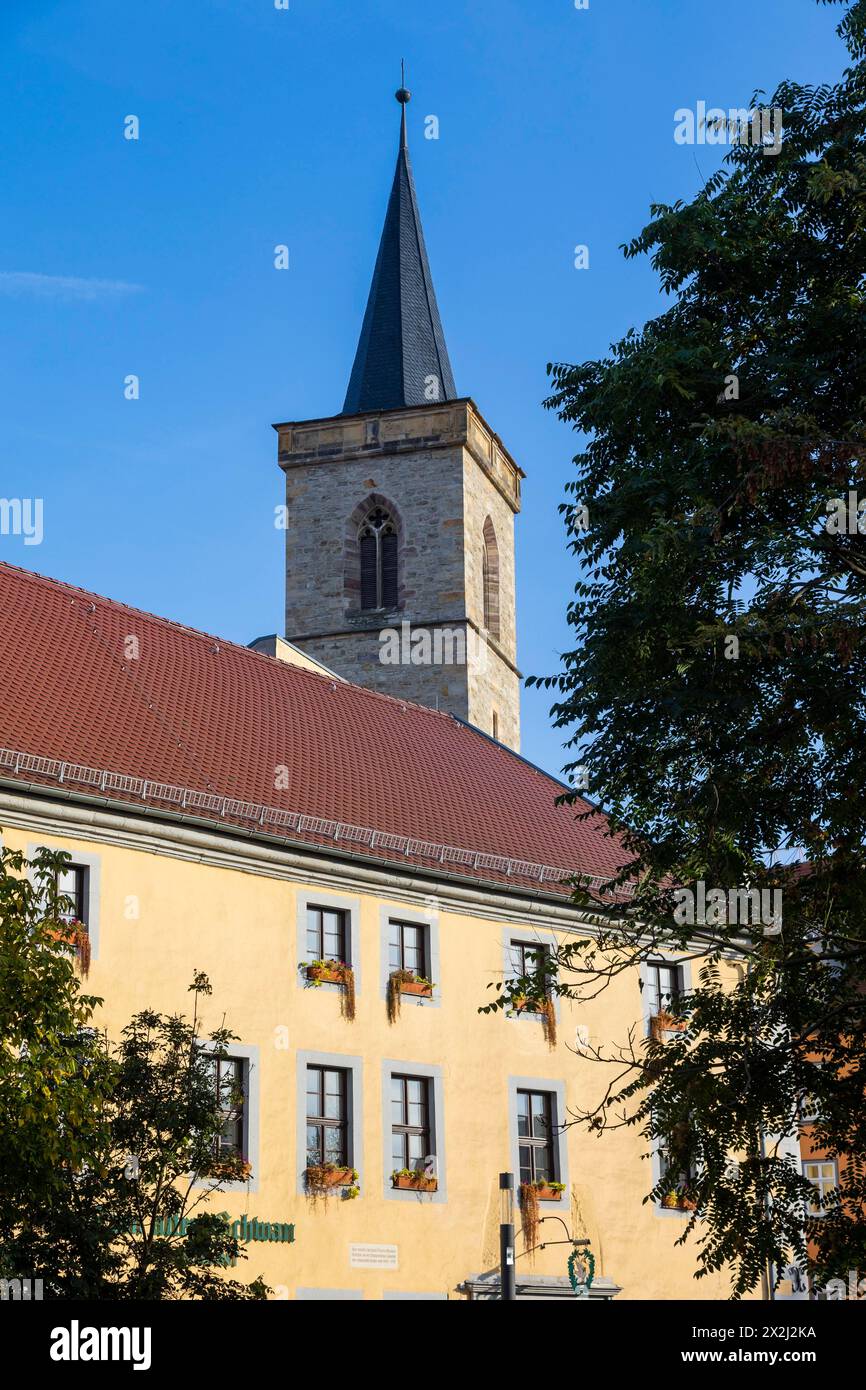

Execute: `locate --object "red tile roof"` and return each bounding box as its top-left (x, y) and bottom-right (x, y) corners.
top-left (0, 562), bottom-right (631, 899)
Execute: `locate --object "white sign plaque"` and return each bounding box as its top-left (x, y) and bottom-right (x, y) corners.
top-left (350, 1243), bottom-right (399, 1270)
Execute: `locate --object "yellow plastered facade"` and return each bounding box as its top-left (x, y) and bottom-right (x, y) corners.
top-left (2, 805), bottom-right (737, 1301)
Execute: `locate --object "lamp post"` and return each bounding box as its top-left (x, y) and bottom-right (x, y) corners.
top-left (499, 1172), bottom-right (517, 1301)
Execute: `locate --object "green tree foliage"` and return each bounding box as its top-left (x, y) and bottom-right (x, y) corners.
top-left (528, 0), bottom-right (866, 1296)
top-left (0, 845), bottom-right (111, 1238)
top-left (0, 845), bottom-right (268, 1299)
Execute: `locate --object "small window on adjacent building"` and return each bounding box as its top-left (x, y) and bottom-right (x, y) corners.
top-left (517, 1089), bottom-right (556, 1185)
top-left (56, 863), bottom-right (88, 925)
top-left (306, 905), bottom-right (348, 962)
top-left (205, 1056), bottom-right (246, 1158)
top-left (389, 920), bottom-right (428, 978)
top-left (391, 1074), bottom-right (432, 1174)
top-left (492, 711), bottom-right (499, 741)
top-left (645, 960), bottom-right (682, 1017)
top-left (799, 1066), bottom-right (824, 1125)
top-left (803, 1160), bottom-right (837, 1215)
top-left (306, 1065), bottom-right (348, 1167)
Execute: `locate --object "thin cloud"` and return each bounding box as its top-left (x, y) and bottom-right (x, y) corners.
top-left (0, 272), bottom-right (145, 301)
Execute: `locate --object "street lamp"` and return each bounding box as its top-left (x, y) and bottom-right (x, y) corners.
top-left (499, 1172), bottom-right (516, 1301)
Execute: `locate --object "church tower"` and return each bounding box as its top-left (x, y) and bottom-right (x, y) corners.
top-left (274, 83), bottom-right (523, 749)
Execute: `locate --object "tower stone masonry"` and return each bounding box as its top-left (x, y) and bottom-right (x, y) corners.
top-left (276, 84), bottom-right (524, 749)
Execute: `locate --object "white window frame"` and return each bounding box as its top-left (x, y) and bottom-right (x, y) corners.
top-left (501, 928), bottom-right (559, 1027)
top-left (382, 1059), bottom-right (446, 1204)
top-left (194, 1042), bottom-right (260, 1194)
top-left (296, 889), bottom-right (361, 995)
top-left (507, 1075), bottom-right (569, 1207)
top-left (27, 841), bottom-right (102, 963)
top-left (803, 1158), bottom-right (838, 1215)
top-left (379, 905), bottom-right (440, 1007)
top-left (296, 1050), bottom-right (364, 1196)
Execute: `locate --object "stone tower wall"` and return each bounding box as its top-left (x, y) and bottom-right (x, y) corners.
top-left (276, 399), bottom-right (522, 747)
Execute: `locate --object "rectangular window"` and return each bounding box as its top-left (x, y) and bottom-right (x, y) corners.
top-left (391, 1074), bottom-right (431, 1173)
top-left (800, 1066), bottom-right (823, 1124)
top-left (306, 1065), bottom-right (348, 1168)
top-left (510, 939), bottom-right (547, 983)
top-left (56, 863), bottom-right (88, 925)
top-left (205, 1056), bottom-right (245, 1158)
top-left (803, 1160), bottom-right (837, 1215)
top-left (645, 960), bottom-right (682, 1016)
top-left (306, 905), bottom-right (348, 962)
top-left (389, 920), bottom-right (427, 977)
top-left (517, 1089), bottom-right (555, 1185)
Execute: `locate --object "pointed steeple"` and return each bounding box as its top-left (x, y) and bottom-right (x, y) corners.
top-left (342, 75), bottom-right (457, 416)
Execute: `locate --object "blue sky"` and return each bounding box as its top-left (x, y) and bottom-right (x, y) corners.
top-left (0, 0), bottom-right (849, 779)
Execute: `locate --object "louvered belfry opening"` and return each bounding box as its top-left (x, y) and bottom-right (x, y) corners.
top-left (359, 507), bottom-right (398, 611)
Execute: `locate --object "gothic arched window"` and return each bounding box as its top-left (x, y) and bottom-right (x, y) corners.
top-left (482, 517), bottom-right (500, 639)
top-left (359, 507), bottom-right (398, 611)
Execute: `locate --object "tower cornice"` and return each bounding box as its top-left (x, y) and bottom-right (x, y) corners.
top-left (274, 397), bottom-right (523, 514)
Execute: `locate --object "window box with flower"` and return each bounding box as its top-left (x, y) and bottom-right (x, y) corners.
top-left (522, 1178), bottom-right (565, 1202)
top-left (387, 969), bottom-right (434, 1022)
top-left (391, 1167), bottom-right (438, 1193)
top-left (304, 1162), bottom-right (359, 1195)
top-left (661, 1190), bottom-right (697, 1212)
top-left (518, 1178), bottom-right (567, 1250)
top-left (45, 919), bottom-right (91, 977)
top-left (508, 940), bottom-right (558, 1048)
top-left (301, 958), bottom-right (356, 1020)
top-left (650, 1011), bottom-right (687, 1044)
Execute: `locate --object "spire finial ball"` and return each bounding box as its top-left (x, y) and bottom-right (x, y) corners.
top-left (396, 87), bottom-right (411, 104)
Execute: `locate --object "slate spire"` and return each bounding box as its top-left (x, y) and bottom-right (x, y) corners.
top-left (341, 78), bottom-right (457, 415)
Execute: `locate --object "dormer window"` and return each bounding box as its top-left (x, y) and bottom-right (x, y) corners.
top-left (359, 508), bottom-right (398, 611)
